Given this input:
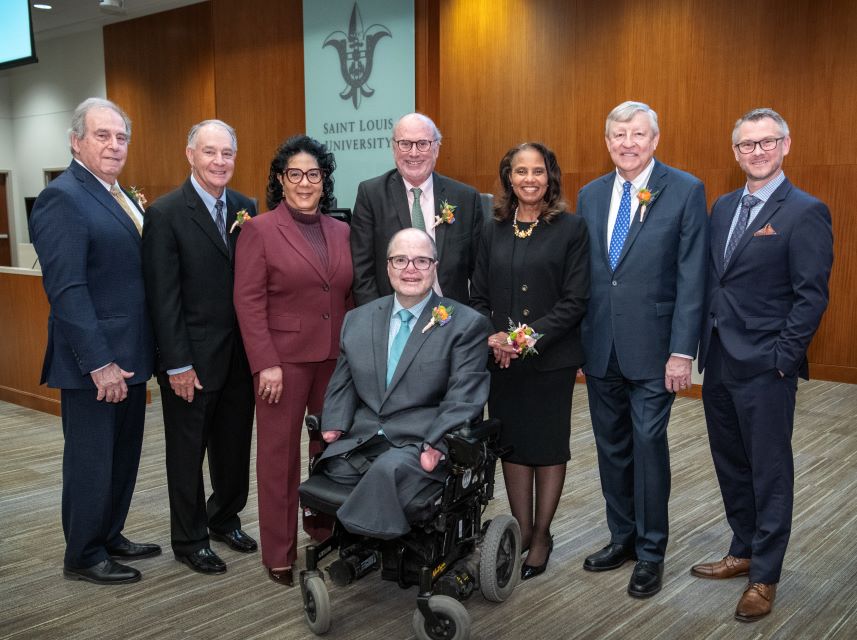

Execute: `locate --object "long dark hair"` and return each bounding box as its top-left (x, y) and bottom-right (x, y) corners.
top-left (493, 142), bottom-right (566, 223)
top-left (266, 135), bottom-right (336, 211)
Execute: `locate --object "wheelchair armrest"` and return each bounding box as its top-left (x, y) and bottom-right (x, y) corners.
top-left (305, 414), bottom-right (322, 433)
top-left (443, 418), bottom-right (501, 469)
top-left (450, 417), bottom-right (501, 442)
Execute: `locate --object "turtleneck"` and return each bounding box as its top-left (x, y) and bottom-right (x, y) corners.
top-left (285, 202), bottom-right (328, 270)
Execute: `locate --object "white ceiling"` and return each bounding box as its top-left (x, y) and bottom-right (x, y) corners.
top-left (30, 0), bottom-right (206, 41)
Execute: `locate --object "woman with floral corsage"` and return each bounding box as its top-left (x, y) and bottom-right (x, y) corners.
top-left (470, 142), bottom-right (590, 581)
top-left (234, 135), bottom-right (353, 587)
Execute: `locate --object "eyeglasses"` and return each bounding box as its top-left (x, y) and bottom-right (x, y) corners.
top-left (393, 139), bottom-right (436, 152)
top-left (734, 137), bottom-right (784, 155)
top-left (387, 255), bottom-right (436, 270)
top-left (284, 168), bottom-right (323, 184)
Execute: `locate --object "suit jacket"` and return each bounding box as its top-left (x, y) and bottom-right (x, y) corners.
top-left (350, 169), bottom-right (484, 306)
top-left (142, 178), bottom-right (256, 390)
top-left (578, 160), bottom-right (708, 379)
top-left (320, 292), bottom-right (491, 458)
top-left (698, 178), bottom-right (833, 379)
top-left (29, 160), bottom-right (154, 389)
top-left (234, 201), bottom-right (353, 374)
top-left (470, 212), bottom-right (590, 371)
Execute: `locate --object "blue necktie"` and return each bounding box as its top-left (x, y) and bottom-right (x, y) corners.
top-left (723, 194), bottom-right (760, 268)
top-left (608, 181), bottom-right (632, 270)
top-left (386, 309), bottom-right (413, 387)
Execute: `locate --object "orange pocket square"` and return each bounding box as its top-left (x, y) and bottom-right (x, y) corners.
top-left (754, 224), bottom-right (777, 237)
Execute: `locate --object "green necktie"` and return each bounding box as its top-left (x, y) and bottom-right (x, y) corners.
top-left (410, 187), bottom-right (426, 231)
top-left (387, 309), bottom-right (413, 387)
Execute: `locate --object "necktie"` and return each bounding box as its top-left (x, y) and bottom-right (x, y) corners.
top-left (608, 181), bottom-right (632, 270)
top-left (410, 187), bottom-right (426, 231)
top-left (387, 309), bottom-right (414, 387)
top-left (214, 200), bottom-right (229, 251)
top-left (110, 185), bottom-right (142, 235)
top-left (723, 194), bottom-right (760, 268)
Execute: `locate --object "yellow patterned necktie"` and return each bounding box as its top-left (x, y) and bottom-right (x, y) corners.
top-left (110, 185), bottom-right (142, 235)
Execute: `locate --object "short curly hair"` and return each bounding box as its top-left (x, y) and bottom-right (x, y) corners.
top-left (494, 142), bottom-right (566, 223)
top-left (266, 135), bottom-right (336, 211)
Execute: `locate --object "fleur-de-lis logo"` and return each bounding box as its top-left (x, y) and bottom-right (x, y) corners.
top-left (323, 2), bottom-right (391, 109)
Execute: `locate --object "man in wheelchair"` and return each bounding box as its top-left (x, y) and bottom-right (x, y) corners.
top-left (298, 229), bottom-right (521, 639)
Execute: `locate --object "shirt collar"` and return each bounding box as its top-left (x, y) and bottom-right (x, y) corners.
top-left (392, 291), bottom-right (433, 321)
top-left (402, 173), bottom-right (434, 194)
top-left (190, 173), bottom-right (224, 214)
top-left (742, 171), bottom-right (786, 204)
top-left (613, 158), bottom-right (656, 193)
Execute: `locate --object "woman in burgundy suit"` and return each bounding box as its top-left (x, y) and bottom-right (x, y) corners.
top-left (234, 135), bottom-right (352, 587)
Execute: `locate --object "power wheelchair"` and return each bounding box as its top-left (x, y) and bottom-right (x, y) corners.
top-left (297, 415), bottom-right (521, 640)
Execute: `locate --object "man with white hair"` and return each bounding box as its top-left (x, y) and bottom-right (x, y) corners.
top-left (142, 119), bottom-right (257, 575)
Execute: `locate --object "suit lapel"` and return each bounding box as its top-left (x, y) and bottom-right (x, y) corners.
top-left (275, 202), bottom-right (329, 281)
top-left (390, 172), bottom-right (412, 230)
top-left (615, 161), bottom-right (668, 269)
top-left (319, 214), bottom-right (343, 279)
top-left (383, 292), bottom-right (440, 402)
top-left (373, 298), bottom-right (393, 399)
top-left (592, 174), bottom-right (613, 272)
top-left (433, 174), bottom-right (449, 261)
top-left (224, 190), bottom-right (243, 262)
top-left (713, 190), bottom-right (742, 277)
top-left (725, 179), bottom-right (792, 273)
top-left (70, 162), bottom-right (140, 242)
top-left (184, 180), bottom-right (230, 261)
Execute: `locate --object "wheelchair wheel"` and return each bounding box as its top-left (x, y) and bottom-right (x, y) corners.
top-left (412, 595), bottom-right (471, 640)
top-left (303, 575), bottom-right (331, 635)
top-left (479, 514), bottom-right (521, 602)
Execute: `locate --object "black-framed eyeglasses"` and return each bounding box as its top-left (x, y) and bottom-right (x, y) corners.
top-left (284, 168), bottom-right (323, 184)
top-left (387, 255), bottom-right (436, 270)
top-left (393, 139), bottom-right (436, 152)
top-left (734, 137), bottom-right (784, 155)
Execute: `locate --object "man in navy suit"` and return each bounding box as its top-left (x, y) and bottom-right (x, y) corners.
top-left (29, 97), bottom-right (159, 584)
top-left (691, 108), bottom-right (833, 622)
top-left (350, 113), bottom-right (483, 306)
top-left (577, 101), bottom-right (708, 598)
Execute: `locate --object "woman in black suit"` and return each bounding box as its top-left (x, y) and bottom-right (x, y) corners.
top-left (471, 142), bottom-right (590, 580)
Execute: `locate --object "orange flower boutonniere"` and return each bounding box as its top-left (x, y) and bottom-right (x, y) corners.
top-left (422, 305), bottom-right (453, 333)
top-left (435, 200), bottom-right (457, 226)
top-left (128, 186), bottom-right (147, 210)
top-left (229, 209), bottom-right (251, 233)
top-left (637, 188), bottom-right (659, 222)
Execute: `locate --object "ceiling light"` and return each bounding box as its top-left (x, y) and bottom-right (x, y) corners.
top-left (33, 3), bottom-right (53, 9)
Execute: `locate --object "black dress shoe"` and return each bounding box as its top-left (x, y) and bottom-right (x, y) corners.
top-left (521, 535), bottom-right (554, 581)
top-left (583, 543), bottom-right (636, 572)
top-left (63, 559), bottom-right (141, 585)
top-left (107, 540), bottom-right (162, 560)
top-left (628, 561), bottom-right (663, 598)
top-left (210, 528), bottom-right (258, 553)
top-left (176, 547), bottom-right (227, 575)
top-left (267, 567), bottom-right (294, 587)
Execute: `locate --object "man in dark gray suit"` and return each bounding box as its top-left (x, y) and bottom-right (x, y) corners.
top-left (577, 101), bottom-right (708, 598)
top-left (319, 228), bottom-right (491, 538)
top-left (350, 113), bottom-right (483, 306)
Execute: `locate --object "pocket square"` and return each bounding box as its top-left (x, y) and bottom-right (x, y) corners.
top-left (754, 224), bottom-right (777, 237)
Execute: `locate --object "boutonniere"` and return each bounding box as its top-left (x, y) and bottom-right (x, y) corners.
top-left (506, 319), bottom-right (542, 358)
top-left (229, 208), bottom-right (251, 233)
top-left (435, 199), bottom-right (457, 226)
top-left (637, 188), bottom-right (659, 222)
top-left (422, 305), bottom-right (454, 333)
top-left (128, 186), bottom-right (147, 209)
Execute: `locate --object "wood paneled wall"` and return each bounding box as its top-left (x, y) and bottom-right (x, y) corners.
top-left (102, 0), bottom-right (857, 382)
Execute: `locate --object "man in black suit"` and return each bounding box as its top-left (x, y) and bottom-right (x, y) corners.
top-left (350, 112), bottom-right (483, 306)
top-left (691, 108), bottom-right (833, 622)
top-left (142, 119), bottom-right (257, 575)
top-left (577, 101), bottom-right (708, 598)
top-left (29, 97), bottom-right (159, 584)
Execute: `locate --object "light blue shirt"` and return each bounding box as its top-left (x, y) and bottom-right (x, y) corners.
top-left (724, 171), bottom-right (786, 258)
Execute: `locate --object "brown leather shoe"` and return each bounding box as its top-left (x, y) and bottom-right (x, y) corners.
top-left (690, 555), bottom-right (750, 579)
top-left (267, 567), bottom-right (293, 587)
top-left (735, 582), bottom-right (777, 622)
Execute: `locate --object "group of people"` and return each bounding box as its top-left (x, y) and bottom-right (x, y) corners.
top-left (29, 96), bottom-right (832, 625)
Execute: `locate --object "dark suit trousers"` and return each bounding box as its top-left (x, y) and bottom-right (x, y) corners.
top-left (701, 333), bottom-right (796, 583)
top-left (255, 360), bottom-right (336, 568)
top-left (60, 383), bottom-right (146, 568)
top-left (585, 347), bottom-right (674, 562)
top-left (160, 346), bottom-right (254, 556)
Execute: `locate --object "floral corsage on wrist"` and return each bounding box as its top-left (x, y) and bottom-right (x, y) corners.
top-left (506, 319), bottom-right (542, 358)
top-left (435, 199), bottom-right (457, 226)
top-left (128, 186), bottom-right (147, 209)
top-left (229, 208), bottom-right (251, 233)
top-left (422, 305), bottom-right (453, 333)
top-left (637, 188), bottom-right (659, 222)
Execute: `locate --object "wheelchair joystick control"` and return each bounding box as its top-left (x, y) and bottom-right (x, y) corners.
top-left (328, 548), bottom-right (379, 587)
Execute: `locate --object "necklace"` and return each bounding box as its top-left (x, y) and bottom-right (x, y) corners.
top-left (512, 207), bottom-right (540, 239)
